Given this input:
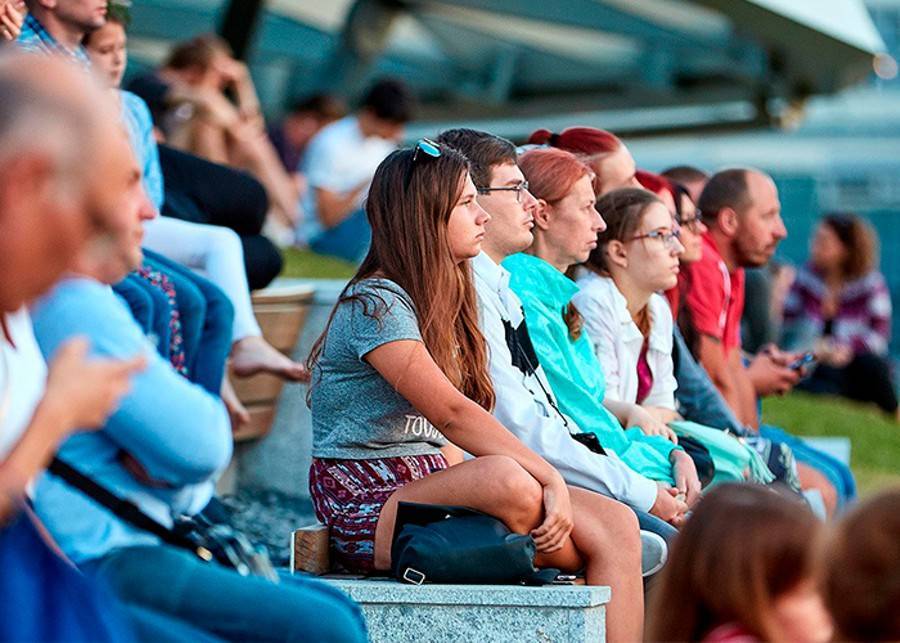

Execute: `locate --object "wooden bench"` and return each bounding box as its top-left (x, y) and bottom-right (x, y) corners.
top-left (230, 284), bottom-right (315, 442)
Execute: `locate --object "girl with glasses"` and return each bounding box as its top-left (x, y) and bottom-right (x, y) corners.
top-left (573, 188), bottom-right (775, 496)
top-left (307, 142), bottom-right (645, 642)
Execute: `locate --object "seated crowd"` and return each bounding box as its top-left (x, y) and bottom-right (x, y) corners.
top-left (1, 2), bottom-right (898, 642)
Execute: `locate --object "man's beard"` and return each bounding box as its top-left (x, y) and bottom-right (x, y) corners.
top-left (735, 238), bottom-right (775, 268)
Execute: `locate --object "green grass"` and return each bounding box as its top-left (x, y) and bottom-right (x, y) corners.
top-left (762, 392), bottom-right (900, 496)
top-left (280, 247), bottom-right (356, 280)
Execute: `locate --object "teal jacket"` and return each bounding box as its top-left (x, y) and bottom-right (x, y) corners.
top-left (504, 253), bottom-right (677, 484)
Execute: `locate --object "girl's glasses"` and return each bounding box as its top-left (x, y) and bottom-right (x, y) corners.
top-left (676, 210), bottom-right (704, 233)
top-left (630, 228), bottom-right (682, 250)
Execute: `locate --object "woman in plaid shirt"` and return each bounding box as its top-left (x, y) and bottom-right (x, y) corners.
top-left (783, 213), bottom-right (897, 415)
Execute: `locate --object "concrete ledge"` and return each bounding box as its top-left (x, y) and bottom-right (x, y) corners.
top-left (325, 579), bottom-right (609, 643)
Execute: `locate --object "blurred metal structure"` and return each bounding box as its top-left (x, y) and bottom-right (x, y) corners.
top-left (126, 0), bottom-right (885, 136)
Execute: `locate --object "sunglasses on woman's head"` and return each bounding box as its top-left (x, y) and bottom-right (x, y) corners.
top-left (412, 138), bottom-right (441, 163)
top-left (404, 138), bottom-right (442, 190)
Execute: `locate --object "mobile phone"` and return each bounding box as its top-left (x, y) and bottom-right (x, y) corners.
top-left (789, 351), bottom-right (816, 371)
top-left (552, 574), bottom-right (578, 585)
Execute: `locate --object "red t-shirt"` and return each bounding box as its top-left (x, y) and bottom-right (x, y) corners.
top-left (682, 233), bottom-right (745, 354)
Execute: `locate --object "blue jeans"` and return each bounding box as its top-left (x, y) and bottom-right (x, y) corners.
top-left (309, 208), bottom-right (371, 263)
top-left (114, 273), bottom-right (173, 360)
top-left (634, 509), bottom-right (678, 545)
top-left (81, 544), bottom-right (367, 643)
top-left (760, 425), bottom-right (856, 507)
top-left (144, 250), bottom-right (235, 394)
top-left (672, 326), bottom-right (746, 434)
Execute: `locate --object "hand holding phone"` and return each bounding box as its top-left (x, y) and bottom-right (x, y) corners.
top-left (788, 351), bottom-right (816, 371)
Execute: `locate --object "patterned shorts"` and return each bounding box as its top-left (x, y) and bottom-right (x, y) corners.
top-left (309, 454), bottom-right (448, 573)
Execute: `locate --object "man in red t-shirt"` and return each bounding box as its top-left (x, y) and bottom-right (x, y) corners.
top-left (683, 168), bottom-right (801, 428)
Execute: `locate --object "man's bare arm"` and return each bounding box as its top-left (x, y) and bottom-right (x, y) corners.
top-left (315, 185), bottom-right (366, 229)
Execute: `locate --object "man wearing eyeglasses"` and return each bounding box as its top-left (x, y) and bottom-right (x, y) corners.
top-left (437, 129), bottom-right (687, 574)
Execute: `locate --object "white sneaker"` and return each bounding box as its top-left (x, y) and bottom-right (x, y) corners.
top-left (640, 530), bottom-right (668, 578)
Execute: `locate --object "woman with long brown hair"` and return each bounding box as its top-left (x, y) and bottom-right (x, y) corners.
top-left (783, 213), bottom-right (897, 416)
top-left (647, 484), bottom-right (832, 643)
top-left (307, 140), bottom-right (645, 641)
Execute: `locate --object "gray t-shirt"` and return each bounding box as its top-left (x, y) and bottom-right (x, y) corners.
top-left (310, 278), bottom-right (447, 459)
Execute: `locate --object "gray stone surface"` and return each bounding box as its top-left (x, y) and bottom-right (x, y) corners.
top-left (325, 579), bottom-right (609, 643)
top-left (234, 279), bottom-right (348, 502)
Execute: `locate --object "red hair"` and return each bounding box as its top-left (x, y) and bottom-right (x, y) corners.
top-left (529, 127), bottom-right (624, 196)
top-left (518, 147), bottom-right (593, 341)
top-left (636, 169), bottom-right (675, 200)
top-left (518, 147), bottom-right (593, 204)
top-left (528, 127), bottom-right (621, 156)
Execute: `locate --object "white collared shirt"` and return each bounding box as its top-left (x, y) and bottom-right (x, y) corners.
top-left (573, 272), bottom-right (677, 410)
top-left (472, 252), bottom-right (657, 512)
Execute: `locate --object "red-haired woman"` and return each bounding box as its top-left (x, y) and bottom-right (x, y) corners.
top-left (504, 147), bottom-right (695, 520)
top-left (529, 126), bottom-right (641, 196)
top-left (307, 141), bottom-right (644, 641)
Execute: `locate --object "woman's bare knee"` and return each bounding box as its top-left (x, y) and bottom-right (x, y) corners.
top-left (476, 455), bottom-right (543, 532)
top-left (571, 489), bottom-right (640, 554)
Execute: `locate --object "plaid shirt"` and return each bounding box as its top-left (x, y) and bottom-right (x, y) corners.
top-left (783, 264), bottom-right (892, 356)
top-left (16, 13), bottom-right (91, 67)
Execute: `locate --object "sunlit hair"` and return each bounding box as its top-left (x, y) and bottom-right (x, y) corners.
top-left (647, 484), bottom-right (821, 642)
top-left (529, 127), bottom-right (623, 196)
top-left (165, 34), bottom-right (232, 72)
top-left (518, 146), bottom-right (593, 205)
top-left (820, 213), bottom-right (879, 281)
top-left (307, 146), bottom-right (495, 410)
top-left (519, 147), bottom-right (594, 341)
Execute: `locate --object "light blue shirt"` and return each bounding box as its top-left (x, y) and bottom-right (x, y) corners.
top-left (120, 90), bottom-right (164, 212)
top-left (30, 277), bottom-right (232, 564)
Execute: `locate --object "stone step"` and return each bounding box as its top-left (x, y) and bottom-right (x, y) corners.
top-left (324, 578), bottom-right (610, 643)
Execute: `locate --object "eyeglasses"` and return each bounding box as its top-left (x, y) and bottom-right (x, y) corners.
top-left (476, 181), bottom-right (531, 204)
top-left (404, 138), bottom-right (441, 189)
top-left (630, 228), bottom-right (682, 250)
top-left (676, 210), bottom-right (704, 233)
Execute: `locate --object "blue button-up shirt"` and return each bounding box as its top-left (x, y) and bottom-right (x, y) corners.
top-left (17, 13), bottom-right (91, 66)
